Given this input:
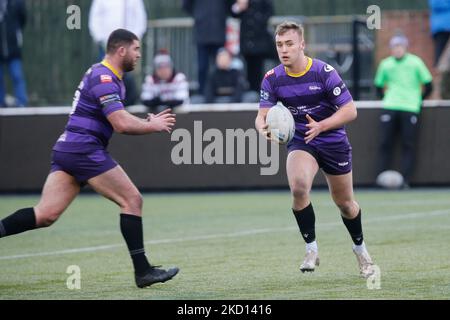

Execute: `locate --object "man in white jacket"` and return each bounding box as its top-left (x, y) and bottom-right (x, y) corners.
top-left (89, 0), bottom-right (148, 106)
top-left (89, 0), bottom-right (147, 50)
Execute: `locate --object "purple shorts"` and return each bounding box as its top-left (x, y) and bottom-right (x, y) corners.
top-left (50, 150), bottom-right (118, 184)
top-left (287, 139), bottom-right (352, 175)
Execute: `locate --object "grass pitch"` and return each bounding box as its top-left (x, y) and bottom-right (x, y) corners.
top-left (0, 189), bottom-right (449, 300)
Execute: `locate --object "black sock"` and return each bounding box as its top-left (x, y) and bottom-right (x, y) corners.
top-left (292, 203), bottom-right (316, 243)
top-left (341, 210), bottom-right (364, 245)
top-left (0, 207), bottom-right (37, 238)
top-left (120, 213), bottom-right (151, 275)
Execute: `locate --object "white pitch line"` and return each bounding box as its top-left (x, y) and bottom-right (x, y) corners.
top-left (1, 209), bottom-right (449, 261)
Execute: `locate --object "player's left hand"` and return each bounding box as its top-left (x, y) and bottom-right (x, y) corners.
top-left (305, 114), bottom-right (323, 144)
top-left (147, 108), bottom-right (176, 133)
top-left (146, 113), bottom-right (155, 122)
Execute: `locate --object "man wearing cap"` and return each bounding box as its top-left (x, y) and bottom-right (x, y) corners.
top-left (374, 34), bottom-right (433, 188)
top-left (141, 50), bottom-right (189, 113)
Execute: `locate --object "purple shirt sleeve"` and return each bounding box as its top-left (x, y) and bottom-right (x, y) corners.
top-left (91, 76), bottom-right (125, 116)
top-left (322, 66), bottom-right (353, 107)
top-left (259, 72), bottom-right (277, 108)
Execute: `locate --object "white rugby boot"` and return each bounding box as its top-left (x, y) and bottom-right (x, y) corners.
top-left (300, 250), bottom-right (320, 273)
top-left (353, 244), bottom-right (375, 278)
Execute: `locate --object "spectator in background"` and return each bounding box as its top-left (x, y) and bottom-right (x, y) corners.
top-left (88, 0), bottom-right (147, 106)
top-left (141, 50), bottom-right (189, 113)
top-left (205, 47), bottom-right (253, 103)
top-left (182, 0), bottom-right (234, 96)
top-left (374, 34), bottom-right (433, 188)
top-left (231, 0), bottom-right (275, 93)
top-left (428, 0), bottom-right (450, 66)
top-left (0, 0), bottom-right (27, 108)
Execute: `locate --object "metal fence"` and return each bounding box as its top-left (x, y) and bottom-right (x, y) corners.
top-left (146, 0), bottom-right (428, 18)
top-left (16, 0), bottom-right (427, 106)
top-left (146, 15), bottom-right (376, 99)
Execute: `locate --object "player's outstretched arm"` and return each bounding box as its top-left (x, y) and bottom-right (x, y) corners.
top-left (107, 109), bottom-right (176, 135)
top-left (255, 108), bottom-right (271, 140)
top-left (305, 101), bottom-right (357, 144)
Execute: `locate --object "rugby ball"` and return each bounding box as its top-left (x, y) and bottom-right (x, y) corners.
top-left (266, 103), bottom-right (295, 144)
top-left (376, 170), bottom-right (404, 189)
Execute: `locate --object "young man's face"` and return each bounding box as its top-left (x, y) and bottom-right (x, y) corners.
top-left (275, 29), bottom-right (305, 68)
top-left (122, 40), bottom-right (141, 72)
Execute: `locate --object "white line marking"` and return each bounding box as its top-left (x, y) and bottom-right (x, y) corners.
top-left (1, 209), bottom-right (449, 261)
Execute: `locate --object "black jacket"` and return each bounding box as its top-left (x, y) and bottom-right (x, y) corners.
top-left (0, 0), bottom-right (26, 61)
top-left (205, 68), bottom-right (246, 103)
top-left (232, 0), bottom-right (275, 56)
top-left (182, 0), bottom-right (233, 45)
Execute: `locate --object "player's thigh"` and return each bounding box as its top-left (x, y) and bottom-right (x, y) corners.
top-left (324, 171), bottom-right (357, 209)
top-left (87, 165), bottom-right (142, 214)
top-left (286, 150), bottom-right (319, 193)
top-left (35, 171), bottom-right (80, 218)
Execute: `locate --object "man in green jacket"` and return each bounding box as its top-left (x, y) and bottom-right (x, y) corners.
top-left (374, 34), bottom-right (433, 188)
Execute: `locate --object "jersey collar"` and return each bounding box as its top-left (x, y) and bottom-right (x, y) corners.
top-left (101, 60), bottom-right (123, 80)
top-left (285, 56), bottom-right (313, 77)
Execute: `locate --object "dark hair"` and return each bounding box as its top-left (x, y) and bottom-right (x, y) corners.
top-left (106, 29), bottom-right (139, 54)
top-left (275, 21), bottom-right (304, 39)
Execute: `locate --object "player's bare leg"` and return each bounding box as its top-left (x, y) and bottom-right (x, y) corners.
top-left (88, 165), bottom-right (179, 288)
top-left (88, 165), bottom-right (143, 216)
top-left (286, 150), bottom-right (320, 272)
top-left (325, 171), bottom-right (375, 278)
top-left (35, 171), bottom-right (81, 226)
top-left (0, 171), bottom-right (80, 238)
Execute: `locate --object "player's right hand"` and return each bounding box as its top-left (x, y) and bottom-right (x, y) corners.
top-left (147, 108), bottom-right (176, 133)
top-left (258, 123), bottom-right (272, 141)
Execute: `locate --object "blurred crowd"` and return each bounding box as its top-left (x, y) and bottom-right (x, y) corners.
top-left (0, 0), bottom-right (449, 112)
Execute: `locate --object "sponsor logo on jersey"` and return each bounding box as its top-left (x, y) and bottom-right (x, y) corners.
top-left (100, 74), bottom-right (113, 83)
top-left (57, 133), bottom-right (67, 142)
top-left (99, 93), bottom-right (121, 107)
top-left (309, 85), bottom-right (322, 91)
top-left (324, 64), bottom-right (334, 72)
top-left (338, 161), bottom-right (349, 167)
top-left (333, 87), bottom-right (341, 96)
top-left (264, 69), bottom-right (275, 78)
top-left (260, 90), bottom-right (270, 100)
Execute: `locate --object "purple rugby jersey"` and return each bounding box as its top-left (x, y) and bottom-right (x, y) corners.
top-left (260, 57), bottom-right (353, 147)
top-left (53, 61), bottom-right (125, 154)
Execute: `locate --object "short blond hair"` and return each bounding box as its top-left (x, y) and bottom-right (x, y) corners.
top-left (275, 21), bottom-right (304, 39)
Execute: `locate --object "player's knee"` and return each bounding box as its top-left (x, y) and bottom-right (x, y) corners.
top-left (123, 192), bottom-right (143, 213)
top-left (290, 182), bottom-right (310, 201)
top-left (38, 210), bottom-right (62, 227)
top-left (336, 200), bottom-right (356, 217)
